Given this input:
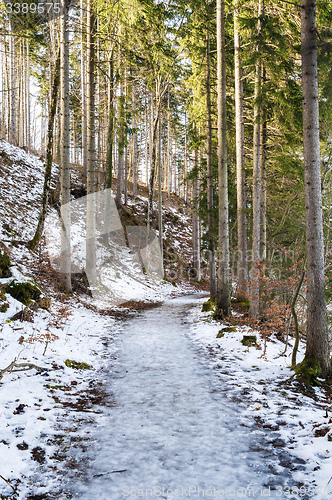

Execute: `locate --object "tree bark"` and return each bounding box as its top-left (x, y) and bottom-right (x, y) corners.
top-left (132, 84), bottom-right (138, 199)
top-left (206, 22), bottom-right (217, 299)
top-left (234, 1), bottom-right (249, 301)
top-left (9, 15), bottom-right (16, 145)
top-left (147, 96), bottom-right (161, 232)
top-left (157, 118), bottom-right (163, 264)
top-left (216, 0), bottom-right (230, 317)
top-left (60, 0), bottom-right (71, 292)
top-left (301, 0), bottom-right (331, 378)
top-left (86, 0), bottom-right (96, 285)
top-left (29, 52), bottom-right (60, 251)
top-left (116, 76), bottom-right (124, 206)
top-left (250, 0), bottom-right (263, 318)
top-left (192, 149), bottom-right (201, 282)
top-left (81, 0), bottom-right (87, 177)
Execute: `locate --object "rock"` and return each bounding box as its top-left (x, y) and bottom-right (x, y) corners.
top-left (202, 301), bottom-right (214, 312)
top-left (0, 248), bottom-right (11, 278)
top-left (241, 335), bottom-right (257, 347)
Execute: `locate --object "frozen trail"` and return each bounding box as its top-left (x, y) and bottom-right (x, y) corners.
top-left (68, 295), bottom-right (303, 499)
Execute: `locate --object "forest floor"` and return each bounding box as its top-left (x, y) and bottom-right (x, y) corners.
top-left (0, 141), bottom-right (332, 499)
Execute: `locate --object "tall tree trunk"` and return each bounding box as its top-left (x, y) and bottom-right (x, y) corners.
top-left (86, 0), bottom-right (96, 284)
top-left (234, 1), bottom-right (248, 300)
top-left (145, 95), bottom-right (149, 186)
top-left (301, 0), bottom-right (331, 378)
top-left (147, 96), bottom-right (161, 232)
top-left (216, 0), bottom-right (230, 317)
top-left (206, 22), bottom-right (217, 299)
top-left (132, 84), bottom-right (138, 198)
top-left (192, 149), bottom-right (201, 282)
top-left (260, 91), bottom-right (267, 263)
top-left (158, 118), bottom-right (163, 263)
top-left (81, 0), bottom-right (87, 177)
top-left (167, 89), bottom-right (171, 199)
top-left (60, 0), bottom-right (71, 292)
top-left (105, 55), bottom-right (114, 191)
top-left (9, 16), bottom-right (16, 145)
top-left (116, 78), bottom-right (124, 206)
top-left (250, 0), bottom-right (263, 318)
top-left (25, 41), bottom-right (30, 149)
top-left (29, 52), bottom-right (60, 251)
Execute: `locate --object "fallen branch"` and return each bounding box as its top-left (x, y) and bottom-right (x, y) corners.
top-left (0, 360), bottom-right (48, 381)
top-left (93, 470), bottom-right (127, 478)
top-left (0, 474), bottom-right (15, 492)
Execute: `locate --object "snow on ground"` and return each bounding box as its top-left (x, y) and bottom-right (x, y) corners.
top-left (1, 141), bottom-right (332, 499)
top-left (6, 294), bottom-right (329, 500)
top-left (186, 297), bottom-right (332, 499)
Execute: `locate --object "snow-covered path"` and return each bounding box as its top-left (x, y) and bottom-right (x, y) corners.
top-left (65, 295), bottom-right (309, 499)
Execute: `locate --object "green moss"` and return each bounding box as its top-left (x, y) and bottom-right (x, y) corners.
top-left (64, 359), bottom-right (92, 370)
top-left (0, 249), bottom-right (11, 278)
top-left (5, 280), bottom-right (41, 306)
top-left (241, 335), bottom-right (257, 347)
top-left (216, 326), bottom-right (237, 338)
top-left (0, 302), bottom-right (9, 313)
top-left (239, 300), bottom-right (250, 309)
top-left (293, 357), bottom-right (322, 385)
top-left (202, 300), bottom-right (215, 312)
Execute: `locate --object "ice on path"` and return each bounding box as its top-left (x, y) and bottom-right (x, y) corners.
top-left (65, 295), bottom-right (310, 499)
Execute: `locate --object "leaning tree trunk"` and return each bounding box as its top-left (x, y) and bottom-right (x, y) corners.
top-left (60, 0), bottom-right (71, 292)
top-left (147, 98), bottom-right (161, 233)
top-left (216, 0), bottom-right (230, 317)
top-left (301, 0), bottom-right (331, 378)
top-left (234, 0), bottom-right (248, 301)
top-left (249, 0), bottom-right (263, 318)
top-left (29, 51), bottom-right (60, 251)
top-left (206, 24), bottom-right (217, 299)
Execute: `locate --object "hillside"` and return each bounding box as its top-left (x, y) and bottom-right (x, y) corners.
top-left (0, 142), bottom-right (332, 500)
top-left (0, 139), bottom-right (202, 307)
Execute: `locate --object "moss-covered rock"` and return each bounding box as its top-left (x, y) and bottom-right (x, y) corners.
top-left (293, 357), bottom-right (322, 385)
top-left (202, 301), bottom-right (214, 312)
top-left (217, 326), bottom-right (237, 339)
top-left (0, 249), bottom-right (11, 278)
top-left (241, 335), bottom-right (257, 347)
top-left (5, 280), bottom-right (41, 306)
top-left (0, 301), bottom-right (9, 313)
top-left (64, 359), bottom-right (92, 370)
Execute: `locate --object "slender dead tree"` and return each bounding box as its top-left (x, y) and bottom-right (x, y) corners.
top-left (29, 51), bottom-right (60, 251)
